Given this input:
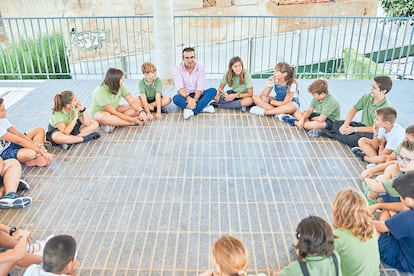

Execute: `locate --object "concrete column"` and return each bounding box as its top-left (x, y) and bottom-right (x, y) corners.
top-left (153, 0), bottom-right (174, 84)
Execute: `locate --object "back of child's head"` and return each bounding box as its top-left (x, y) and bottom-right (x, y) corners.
top-left (275, 62), bottom-right (296, 85)
top-left (296, 216), bottom-right (334, 260)
top-left (308, 79), bottom-right (328, 95)
top-left (376, 106), bottom-right (397, 124)
top-left (212, 235), bottom-right (249, 276)
top-left (42, 235), bottom-right (76, 274)
top-left (52, 91), bottom-right (74, 112)
top-left (141, 62), bottom-right (156, 74)
top-left (103, 68), bottom-right (124, 94)
top-left (374, 75), bottom-right (392, 94)
top-left (332, 189), bottom-right (375, 241)
top-left (393, 173), bottom-right (414, 199)
top-left (226, 56), bottom-right (245, 87)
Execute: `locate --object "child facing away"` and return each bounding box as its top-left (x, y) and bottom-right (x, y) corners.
top-left (90, 68), bottom-right (147, 133)
top-left (320, 75), bottom-right (392, 148)
top-left (139, 62), bottom-right (172, 120)
top-left (250, 62), bottom-right (299, 117)
top-left (278, 79), bottom-right (340, 138)
top-left (0, 223), bottom-right (43, 275)
top-left (332, 189), bottom-right (380, 276)
top-left (46, 91), bottom-right (101, 150)
top-left (374, 173), bottom-right (414, 273)
top-left (274, 216), bottom-right (342, 276)
top-left (0, 98), bottom-right (53, 167)
top-left (352, 107), bottom-right (405, 163)
top-left (0, 157), bottom-right (32, 209)
top-left (24, 235), bottom-right (79, 276)
top-left (363, 139), bottom-right (414, 208)
top-left (213, 56), bottom-right (254, 112)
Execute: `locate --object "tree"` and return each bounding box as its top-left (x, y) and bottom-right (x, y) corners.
top-left (380, 0), bottom-right (414, 17)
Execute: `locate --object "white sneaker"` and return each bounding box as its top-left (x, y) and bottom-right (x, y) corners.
top-left (366, 163), bottom-right (377, 169)
top-left (241, 106), bottom-right (247, 112)
top-left (249, 106), bottom-right (265, 116)
top-left (201, 105), bottom-right (215, 113)
top-left (101, 125), bottom-right (115, 133)
top-left (276, 113), bottom-right (289, 120)
top-left (183, 108), bottom-right (194, 120)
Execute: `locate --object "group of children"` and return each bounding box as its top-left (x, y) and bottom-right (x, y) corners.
top-left (0, 53), bottom-right (413, 275)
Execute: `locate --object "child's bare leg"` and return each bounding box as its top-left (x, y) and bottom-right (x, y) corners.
top-left (15, 253), bottom-right (42, 267)
top-left (51, 132), bottom-right (83, 145)
top-left (78, 120), bottom-right (100, 136)
top-left (94, 110), bottom-right (135, 127)
top-left (25, 127), bottom-right (46, 145)
top-left (161, 96), bottom-right (172, 107)
top-left (359, 137), bottom-right (379, 157)
top-left (367, 191), bottom-right (379, 201)
top-left (302, 121), bottom-right (326, 130)
top-left (241, 97), bottom-right (253, 107)
top-left (252, 94), bottom-right (274, 109)
top-left (264, 102), bottom-right (297, 115)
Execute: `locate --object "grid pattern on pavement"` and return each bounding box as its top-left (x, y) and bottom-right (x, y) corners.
top-left (0, 79), bottom-right (412, 276)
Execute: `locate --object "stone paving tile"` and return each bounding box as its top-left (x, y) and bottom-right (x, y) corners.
top-left (1, 79), bottom-right (413, 276)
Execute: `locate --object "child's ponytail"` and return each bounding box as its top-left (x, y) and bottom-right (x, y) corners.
top-left (52, 91), bottom-right (73, 113)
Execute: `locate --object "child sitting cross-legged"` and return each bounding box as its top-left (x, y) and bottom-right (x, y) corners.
top-left (279, 79), bottom-right (340, 138)
top-left (352, 107), bottom-right (405, 163)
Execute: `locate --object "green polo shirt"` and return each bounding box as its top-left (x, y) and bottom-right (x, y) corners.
top-left (90, 84), bottom-right (129, 119)
top-left (220, 70), bottom-right (253, 94)
top-left (310, 93), bottom-right (341, 122)
top-left (49, 108), bottom-right (81, 128)
top-left (354, 93), bottom-right (389, 126)
top-left (279, 252), bottom-right (342, 276)
top-left (139, 77), bottom-right (163, 101)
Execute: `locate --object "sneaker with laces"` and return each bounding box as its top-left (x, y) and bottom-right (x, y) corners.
top-left (17, 179), bottom-right (30, 194)
top-left (351, 146), bottom-right (366, 161)
top-left (183, 108), bottom-right (194, 120)
top-left (281, 115), bottom-right (296, 126)
top-left (308, 129), bottom-right (322, 138)
top-left (249, 106), bottom-right (265, 116)
top-left (276, 113), bottom-right (289, 120)
top-left (201, 105), bottom-right (215, 113)
top-left (0, 192), bottom-right (32, 209)
top-left (101, 125), bottom-right (115, 133)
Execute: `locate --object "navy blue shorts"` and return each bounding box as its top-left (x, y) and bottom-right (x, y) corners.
top-left (0, 143), bottom-right (23, 160)
top-left (379, 233), bottom-right (404, 271)
top-left (309, 112), bottom-right (334, 129)
top-left (380, 193), bottom-right (401, 203)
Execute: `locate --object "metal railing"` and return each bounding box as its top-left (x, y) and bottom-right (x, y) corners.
top-left (0, 15), bottom-right (413, 80)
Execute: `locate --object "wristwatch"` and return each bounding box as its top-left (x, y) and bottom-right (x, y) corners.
top-left (237, 92), bottom-right (241, 98)
top-left (9, 227), bottom-right (17, 236)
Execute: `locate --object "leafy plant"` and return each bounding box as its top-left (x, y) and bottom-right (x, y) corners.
top-left (379, 0), bottom-right (414, 17)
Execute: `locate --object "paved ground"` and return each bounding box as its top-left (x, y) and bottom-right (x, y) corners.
top-left (0, 78), bottom-right (413, 276)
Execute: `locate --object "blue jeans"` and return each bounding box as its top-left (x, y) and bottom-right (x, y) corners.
top-left (173, 88), bottom-right (217, 115)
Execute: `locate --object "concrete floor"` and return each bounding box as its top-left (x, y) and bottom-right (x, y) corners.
top-left (0, 78), bottom-right (413, 276)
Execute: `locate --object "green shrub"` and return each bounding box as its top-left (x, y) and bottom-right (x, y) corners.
top-left (342, 48), bottom-right (381, 80)
top-left (0, 33), bottom-right (70, 79)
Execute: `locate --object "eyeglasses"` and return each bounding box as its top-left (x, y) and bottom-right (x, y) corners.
top-left (397, 154), bottom-right (414, 164)
top-left (184, 56), bottom-right (195, 60)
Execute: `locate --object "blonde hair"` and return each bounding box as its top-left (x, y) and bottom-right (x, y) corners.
top-left (141, 62), bottom-right (157, 73)
top-left (332, 189), bottom-right (375, 242)
top-left (212, 235), bottom-right (249, 276)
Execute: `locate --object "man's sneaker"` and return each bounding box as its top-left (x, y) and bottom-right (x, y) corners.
top-left (280, 115), bottom-right (296, 126)
top-left (308, 129), bottom-right (322, 138)
top-left (183, 108), bottom-right (194, 120)
top-left (352, 146), bottom-right (366, 161)
top-left (249, 106), bottom-right (265, 116)
top-left (0, 192), bottom-right (32, 209)
top-left (210, 100), bottom-right (218, 108)
top-left (241, 106), bottom-right (247, 112)
top-left (201, 105), bottom-right (215, 113)
top-left (17, 180), bottom-right (30, 194)
top-left (101, 125), bottom-right (115, 133)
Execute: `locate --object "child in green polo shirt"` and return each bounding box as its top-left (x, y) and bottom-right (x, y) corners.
top-left (279, 79), bottom-right (340, 138)
top-left (139, 62), bottom-right (172, 120)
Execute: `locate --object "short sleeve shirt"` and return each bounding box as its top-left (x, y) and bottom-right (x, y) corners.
top-left (310, 93), bottom-right (341, 122)
top-left (49, 108), bottom-right (79, 128)
top-left (90, 84), bottom-right (129, 118)
top-left (139, 77), bottom-right (163, 101)
top-left (23, 264), bottom-right (70, 276)
top-left (382, 123), bottom-right (405, 151)
top-left (0, 118), bottom-right (12, 154)
top-left (384, 209), bottom-right (414, 272)
top-left (220, 71), bottom-right (253, 94)
top-left (353, 93), bottom-right (389, 126)
top-left (279, 252), bottom-right (342, 276)
top-left (334, 228), bottom-right (380, 276)
top-left (266, 77), bottom-right (299, 101)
